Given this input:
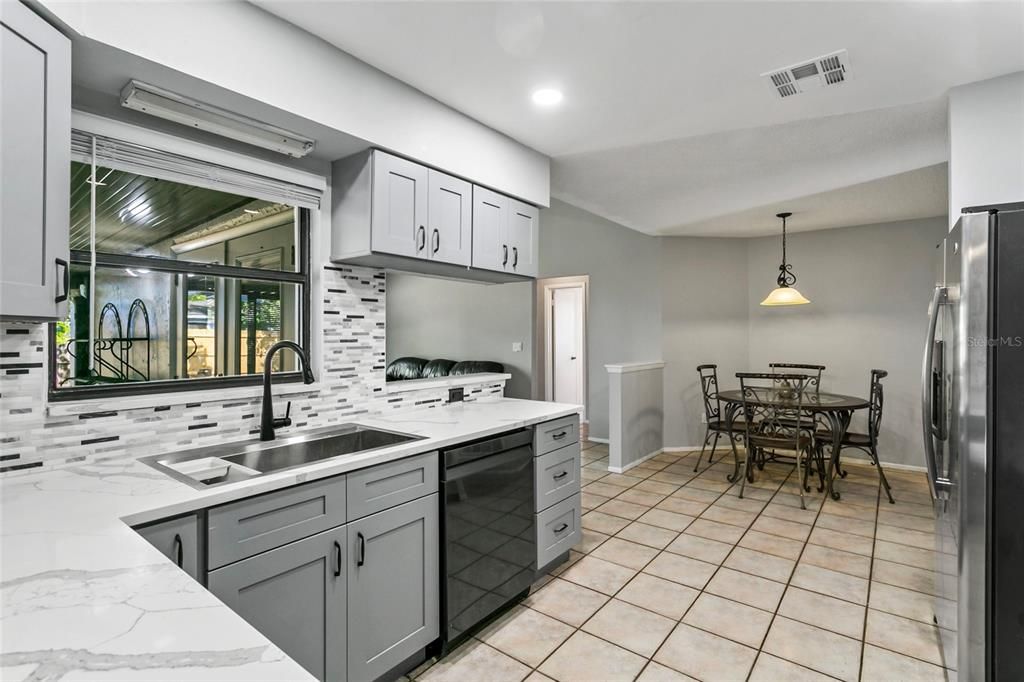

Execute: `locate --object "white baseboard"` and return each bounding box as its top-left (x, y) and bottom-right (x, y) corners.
top-left (586, 436), bottom-right (609, 444)
top-left (842, 457), bottom-right (927, 473)
top-left (662, 445), bottom-right (703, 452)
top-left (608, 448), bottom-right (662, 474)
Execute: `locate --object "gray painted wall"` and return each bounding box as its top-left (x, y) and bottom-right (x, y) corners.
top-left (385, 273), bottom-right (534, 398)
top-left (745, 216), bottom-right (947, 467)
top-left (538, 199), bottom-right (663, 439)
top-left (608, 365), bottom-right (665, 471)
top-left (659, 237), bottom-right (749, 448)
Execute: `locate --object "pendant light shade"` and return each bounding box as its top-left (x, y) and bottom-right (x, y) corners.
top-left (761, 285), bottom-right (811, 306)
top-left (760, 212), bottom-right (810, 307)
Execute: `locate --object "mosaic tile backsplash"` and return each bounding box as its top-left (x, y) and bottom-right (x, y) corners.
top-left (0, 265), bottom-right (506, 476)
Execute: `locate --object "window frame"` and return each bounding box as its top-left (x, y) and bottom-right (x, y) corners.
top-left (48, 205), bottom-right (312, 402)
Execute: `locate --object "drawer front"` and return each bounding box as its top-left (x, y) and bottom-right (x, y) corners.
top-left (347, 451), bottom-right (439, 521)
top-left (208, 476), bottom-right (347, 569)
top-left (136, 514), bottom-right (201, 581)
top-left (535, 415), bottom-right (579, 456)
top-left (535, 442), bottom-right (581, 512)
top-left (535, 493), bottom-right (581, 569)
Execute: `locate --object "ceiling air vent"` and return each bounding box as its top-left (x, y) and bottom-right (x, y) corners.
top-left (761, 49), bottom-right (850, 99)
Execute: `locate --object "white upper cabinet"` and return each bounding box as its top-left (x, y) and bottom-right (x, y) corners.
top-left (332, 149), bottom-right (540, 281)
top-left (0, 1), bottom-right (71, 321)
top-left (370, 152), bottom-right (428, 259)
top-left (507, 199), bottom-right (539, 278)
top-left (426, 169), bottom-right (471, 266)
top-left (471, 186), bottom-right (509, 273)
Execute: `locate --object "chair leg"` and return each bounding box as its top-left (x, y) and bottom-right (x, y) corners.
top-left (707, 431), bottom-right (721, 465)
top-left (797, 447), bottom-right (806, 510)
top-left (738, 443), bottom-right (750, 499)
top-left (815, 442), bottom-right (827, 493)
top-left (693, 427), bottom-right (712, 472)
top-left (871, 443), bottom-right (896, 504)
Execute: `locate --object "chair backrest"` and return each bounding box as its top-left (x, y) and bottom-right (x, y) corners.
top-left (868, 369), bottom-right (888, 443)
top-left (770, 363), bottom-right (825, 391)
top-left (736, 372), bottom-right (809, 446)
top-left (696, 364), bottom-right (720, 421)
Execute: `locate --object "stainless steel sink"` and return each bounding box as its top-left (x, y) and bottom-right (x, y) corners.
top-left (141, 424), bottom-right (423, 489)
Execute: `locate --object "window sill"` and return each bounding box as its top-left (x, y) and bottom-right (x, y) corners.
top-left (46, 382), bottom-right (323, 417)
top-left (384, 373), bottom-right (511, 395)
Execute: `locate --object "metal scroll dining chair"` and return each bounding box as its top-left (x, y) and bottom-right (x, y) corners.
top-left (769, 363), bottom-right (825, 392)
top-left (736, 372), bottom-right (817, 509)
top-left (815, 369), bottom-right (895, 504)
top-left (693, 364), bottom-right (746, 472)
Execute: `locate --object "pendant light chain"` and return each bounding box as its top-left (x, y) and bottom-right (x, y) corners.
top-left (776, 212), bottom-right (797, 288)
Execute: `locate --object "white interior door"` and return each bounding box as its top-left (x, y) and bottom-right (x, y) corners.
top-left (552, 287), bottom-right (584, 406)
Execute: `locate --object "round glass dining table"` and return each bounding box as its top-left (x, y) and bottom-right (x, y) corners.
top-left (715, 388), bottom-right (870, 500)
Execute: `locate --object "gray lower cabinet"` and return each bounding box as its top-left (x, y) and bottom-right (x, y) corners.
top-left (0, 1), bottom-right (71, 321)
top-left (135, 514), bottom-right (201, 582)
top-left (208, 526), bottom-right (347, 682)
top-left (347, 493), bottom-right (439, 682)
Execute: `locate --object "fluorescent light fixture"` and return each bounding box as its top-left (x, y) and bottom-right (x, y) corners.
top-left (243, 208), bottom-right (260, 215)
top-left (531, 88), bottom-right (564, 107)
top-left (120, 80), bottom-right (316, 158)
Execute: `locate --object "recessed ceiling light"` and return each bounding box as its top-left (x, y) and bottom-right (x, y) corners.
top-left (531, 88), bottom-right (563, 107)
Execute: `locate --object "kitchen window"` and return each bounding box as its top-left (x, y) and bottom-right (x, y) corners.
top-left (49, 131), bottom-right (317, 400)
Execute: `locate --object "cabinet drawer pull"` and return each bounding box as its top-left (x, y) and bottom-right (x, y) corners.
top-left (333, 540), bottom-right (342, 577)
top-left (551, 431), bottom-right (568, 440)
top-left (172, 533), bottom-right (183, 568)
top-left (553, 471), bottom-right (568, 481)
top-left (418, 226), bottom-right (426, 251)
top-left (553, 523), bottom-right (569, 534)
top-left (512, 246), bottom-right (518, 268)
top-left (54, 258), bottom-right (69, 303)
top-left (356, 532), bottom-right (366, 567)
top-left (502, 244), bottom-right (509, 266)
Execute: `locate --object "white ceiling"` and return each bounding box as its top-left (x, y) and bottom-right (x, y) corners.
top-left (257, 1), bottom-right (1024, 236)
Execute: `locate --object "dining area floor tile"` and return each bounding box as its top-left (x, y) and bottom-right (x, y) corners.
top-left (411, 450), bottom-right (954, 682)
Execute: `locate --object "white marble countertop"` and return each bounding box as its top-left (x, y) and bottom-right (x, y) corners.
top-left (0, 398), bottom-right (581, 681)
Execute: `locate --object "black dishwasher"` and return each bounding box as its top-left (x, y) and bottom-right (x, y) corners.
top-left (440, 428), bottom-right (535, 649)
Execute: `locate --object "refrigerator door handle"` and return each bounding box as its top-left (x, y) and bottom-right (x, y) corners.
top-left (922, 285), bottom-right (951, 500)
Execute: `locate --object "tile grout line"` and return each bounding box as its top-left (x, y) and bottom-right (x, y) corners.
top-left (638, 460), bottom-right (805, 680)
top-left (742, 467), bottom-right (834, 682)
top-left (528, 450), bottom-right (743, 680)
top-left (857, 474), bottom-right (883, 681)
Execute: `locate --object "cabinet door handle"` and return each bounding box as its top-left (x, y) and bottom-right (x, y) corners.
top-left (417, 226), bottom-right (426, 251)
top-left (553, 471), bottom-right (568, 481)
top-left (552, 430), bottom-right (568, 440)
top-left (54, 258), bottom-right (69, 303)
top-left (502, 245), bottom-right (508, 266)
top-left (333, 540), bottom-right (342, 577)
top-left (512, 246), bottom-right (519, 268)
top-left (356, 532), bottom-right (366, 567)
top-left (553, 523), bottom-right (569, 534)
top-left (172, 533), bottom-right (183, 567)
top-left (432, 228), bottom-right (440, 254)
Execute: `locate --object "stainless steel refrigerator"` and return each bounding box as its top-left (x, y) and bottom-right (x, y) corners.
top-left (923, 201), bottom-right (1024, 681)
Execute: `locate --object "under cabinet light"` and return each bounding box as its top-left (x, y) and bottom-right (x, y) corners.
top-left (120, 80), bottom-right (316, 158)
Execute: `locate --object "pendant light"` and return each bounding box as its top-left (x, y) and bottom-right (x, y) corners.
top-left (760, 212), bottom-right (810, 306)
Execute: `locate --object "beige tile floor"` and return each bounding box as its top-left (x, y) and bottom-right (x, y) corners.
top-left (411, 441), bottom-right (957, 682)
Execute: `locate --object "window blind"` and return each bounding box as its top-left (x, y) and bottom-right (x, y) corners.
top-left (71, 130), bottom-right (322, 209)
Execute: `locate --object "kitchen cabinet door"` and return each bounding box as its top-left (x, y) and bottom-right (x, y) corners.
top-left (0, 1), bottom-right (70, 320)
top-left (347, 494), bottom-right (439, 681)
top-left (471, 185), bottom-right (509, 273)
top-left (370, 151), bottom-right (428, 259)
top-left (427, 170), bottom-right (471, 266)
top-left (507, 199), bottom-right (539, 278)
top-left (135, 514), bottom-right (201, 582)
top-left (208, 527), bottom-right (347, 682)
